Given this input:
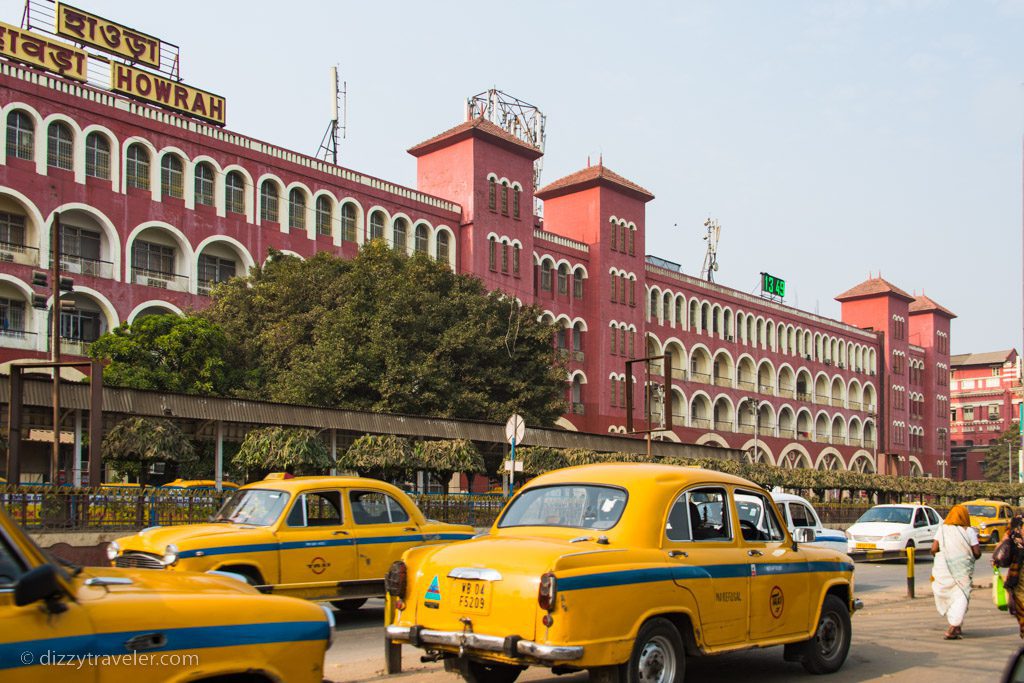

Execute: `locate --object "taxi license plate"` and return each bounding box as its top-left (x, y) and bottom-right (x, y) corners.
top-left (855, 542), bottom-right (876, 549)
top-left (453, 579), bottom-right (491, 615)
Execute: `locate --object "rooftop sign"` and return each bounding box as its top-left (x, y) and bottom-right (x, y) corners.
top-left (56, 2), bottom-right (161, 69)
top-left (0, 20), bottom-right (86, 82)
top-left (111, 63), bottom-right (225, 126)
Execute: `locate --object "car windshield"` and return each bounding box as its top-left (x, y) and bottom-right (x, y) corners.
top-left (498, 485), bottom-right (627, 530)
top-left (212, 489), bottom-right (290, 526)
top-left (965, 505), bottom-right (996, 517)
top-left (856, 507), bottom-right (912, 525)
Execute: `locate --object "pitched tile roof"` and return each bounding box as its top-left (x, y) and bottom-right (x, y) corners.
top-left (408, 117), bottom-right (542, 159)
top-left (535, 164), bottom-right (655, 202)
top-left (909, 294), bottom-right (956, 318)
top-left (834, 276), bottom-right (915, 303)
top-left (950, 349), bottom-right (1016, 367)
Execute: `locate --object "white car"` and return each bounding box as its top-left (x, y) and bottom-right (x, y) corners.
top-left (771, 492), bottom-right (849, 554)
top-left (845, 503), bottom-right (941, 552)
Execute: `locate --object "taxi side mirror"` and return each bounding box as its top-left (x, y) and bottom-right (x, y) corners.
top-left (793, 528), bottom-right (815, 545)
top-left (14, 564), bottom-right (66, 613)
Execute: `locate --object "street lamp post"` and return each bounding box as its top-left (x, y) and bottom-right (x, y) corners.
top-left (743, 397), bottom-right (761, 464)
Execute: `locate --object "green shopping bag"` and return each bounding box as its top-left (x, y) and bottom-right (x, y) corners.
top-left (995, 566), bottom-right (1009, 612)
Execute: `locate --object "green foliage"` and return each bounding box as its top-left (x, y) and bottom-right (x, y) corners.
top-left (204, 242), bottom-right (566, 424)
top-left (338, 434), bottom-right (419, 481)
top-left (415, 439), bottom-right (486, 491)
top-left (102, 417), bottom-right (196, 485)
top-left (984, 426), bottom-right (1022, 483)
top-left (89, 314), bottom-right (243, 395)
top-left (517, 446), bottom-right (569, 475)
top-left (232, 427), bottom-right (331, 477)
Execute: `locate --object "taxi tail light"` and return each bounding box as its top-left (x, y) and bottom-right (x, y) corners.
top-left (386, 561), bottom-right (407, 599)
top-left (538, 571), bottom-right (557, 612)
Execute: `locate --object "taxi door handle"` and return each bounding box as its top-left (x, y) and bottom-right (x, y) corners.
top-left (404, 527), bottom-right (417, 532)
top-left (332, 530), bottom-right (349, 536)
top-left (747, 549), bottom-right (763, 557)
top-left (667, 550), bottom-right (688, 558)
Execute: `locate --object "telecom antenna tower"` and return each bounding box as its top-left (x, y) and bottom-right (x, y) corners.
top-left (317, 66), bottom-right (347, 164)
top-left (700, 218), bottom-right (721, 283)
top-left (466, 89), bottom-right (546, 213)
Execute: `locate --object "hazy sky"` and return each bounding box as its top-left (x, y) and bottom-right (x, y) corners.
top-left (11, 0), bottom-right (1022, 354)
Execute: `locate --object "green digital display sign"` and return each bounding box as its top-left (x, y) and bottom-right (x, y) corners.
top-left (761, 272), bottom-right (786, 298)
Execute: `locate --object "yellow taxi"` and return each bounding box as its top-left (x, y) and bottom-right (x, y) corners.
top-left (109, 476), bottom-right (475, 609)
top-left (963, 499), bottom-right (1015, 544)
top-left (161, 479), bottom-right (240, 490)
top-left (0, 504), bottom-right (332, 682)
top-left (386, 463), bottom-right (859, 683)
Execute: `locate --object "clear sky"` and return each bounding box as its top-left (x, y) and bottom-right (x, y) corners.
top-left (10, 0), bottom-right (1022, 354)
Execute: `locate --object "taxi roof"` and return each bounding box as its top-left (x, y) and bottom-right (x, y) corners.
top-left (961, 499), bottom-right (1010, 506)
top-left (527, 462), bottom-right (761, 491)
top-left (241, 475), bottom-right (378, 492)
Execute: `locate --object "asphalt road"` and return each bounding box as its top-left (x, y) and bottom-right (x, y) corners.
top-left (323, 554), bottom-right (1022, 683)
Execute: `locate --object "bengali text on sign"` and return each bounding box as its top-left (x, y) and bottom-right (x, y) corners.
top-left (56, 2), bottom-right (161, 69)
top-left (0, 21), bottom-right (87, 82)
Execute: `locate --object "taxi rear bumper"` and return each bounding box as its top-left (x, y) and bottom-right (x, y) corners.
top-left (385, 625), bottom-right (584, 662)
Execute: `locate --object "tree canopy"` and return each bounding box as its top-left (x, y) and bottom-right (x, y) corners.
top-left (89, 313), bottom-right (243, 395)
top-left (232, 427), bottom-right (332, 477)
top-left (204, 243), bottom-right (566, 425)
top-left (102, 417), bottom-right (196, 485)
top-left (984, 427), bottom-right (1022, 483)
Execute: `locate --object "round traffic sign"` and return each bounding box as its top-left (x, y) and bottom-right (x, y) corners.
top-left (505, 414), bottom-right (526, 445)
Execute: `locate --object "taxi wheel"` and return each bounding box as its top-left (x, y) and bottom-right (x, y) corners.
top-left (991, 531), bottom-right (1000, 544)
top-left (627, 618), bottom-right (685, 683)
top-left (798, 595), bottom-right (851, 674)
top-left (330, 598), bottom-right (368, 611)
top-left (462, 659), bottom-right (523, 683)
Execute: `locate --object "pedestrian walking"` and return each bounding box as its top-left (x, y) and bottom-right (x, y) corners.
top-left (1002, 514), bottom-right (1024, 638)
top-left (931, 504), bottom-right (981, 639)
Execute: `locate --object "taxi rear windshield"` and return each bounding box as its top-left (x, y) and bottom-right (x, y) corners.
top-left (213, 489), bottom-right (290, 526)
top-left (498, 485), bottom-right (627, 530)
top-left (965, 505), bottom-right (996, 517)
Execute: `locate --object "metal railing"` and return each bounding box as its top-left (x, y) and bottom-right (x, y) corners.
top-left (411, 493), bottom-right (507, 527)
top-left (0, 241), bottom-right (39, 266)
top-left (713, 376), bottom-right (732, 388)
top-left (689, 371), bottom-right (711, 383)
top-left (132, 268), bottom-right (189, 292)
top-left (61, 254), bottom-right (113, 279)
top-left (690, 417), bottom-right (710, 428)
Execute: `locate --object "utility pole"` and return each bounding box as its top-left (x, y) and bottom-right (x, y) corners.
top-left (50, 210), bottom-right (62, 485)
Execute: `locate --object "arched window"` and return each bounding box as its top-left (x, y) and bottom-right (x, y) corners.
top-left (501, 242), bottom-right (509, 273)
top-left (392, 217), bottom-right (408, 252)
top-left (436, 231), bottom-right (450, 264)
top-left (619, 224), bottom-right (627, 252)
top-left (315, 195), bottom-right (332, 236)
top-left (160, 155), bottom-right (184, 198)
top-left (573, 270), bottom-right (584, 298)
top-left (541, 261), bottom-right (553, 291)
top-left (125, 143), bottom-right (150, 189)
top-left (288, 188), bottom-right (306, 230)
top-left (512, 187), bottom-right (521, 218)
top-left (611, 221), bottom-right (618, 251)
top-left (414, 224), bottom-right (429, 253)
top-left (340, 203), bottom-right (357, 242)
top-left (194, 162), bottom-right (214, 206)
top-left (85, 132), bottom-right (110, 180)
top-left (572, 323), bottom-right (583, 352)
top-left (628, 227), bottom-right (635, 255)
top-left (260, 180), bottom-right (279, 222)
top-left (488, 177), bottom-right (496, 210)
top-left (557, 264), bottom-right (569, 294)
top-left (488, 236), bottom-right (497, 271)
top-left (46, 122), bottom-right (73, 170)
top-left (512, 244), bottom-right (520, 274)
top-left (501, 181), bottom-right (509, 215)
top-left (571, 376), bottom-right (583, 406)
top-left (6, 111), bottom-right (33, 160)
top-left (369, 211), bottom-right (385, 240)
top-left (225, 171), bottom-right (245, 214)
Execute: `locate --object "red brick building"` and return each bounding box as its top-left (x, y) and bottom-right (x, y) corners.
top-left (0, 50), bottom-right (955, 479)
top-left (949, 349), bottom-right (1023, 480)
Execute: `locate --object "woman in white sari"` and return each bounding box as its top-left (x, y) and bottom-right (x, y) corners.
top-left (931, 504), bottom-right (982, 639)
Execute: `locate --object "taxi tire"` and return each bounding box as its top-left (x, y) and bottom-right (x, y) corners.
top-left (796, 595), bottom-right (851, 675)
top-left (330, 598), bottom-right (368, 611)
top-left (625, 617), bottom-right (685, 683)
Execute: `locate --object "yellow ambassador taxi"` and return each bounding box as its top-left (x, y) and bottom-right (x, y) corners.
top-left (109, 475), bottom-right (475, 608)
top-left (963, 499), bottom-right (1015, 544)
top-left (386, 464), bottom-right (859, 683)
top-left (0, 505), bottom-right (333, 682)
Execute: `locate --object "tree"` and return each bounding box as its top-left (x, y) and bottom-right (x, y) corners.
top-left (102, 417), bottom-right (196, 486)
top-left (984, 427), bottom-right (1022, 483)
top-left (205, 242), bottom-right (566, 425)
top-left (89, 314), bottom-right (243, 395)
top-left (232, 427), bottom-right (331, 479)
top-left (338, 434), bottom-right (419, 483)
top-left (415, 439), bottom-right (485, 491)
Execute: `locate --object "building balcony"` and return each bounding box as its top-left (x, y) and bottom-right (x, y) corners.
top-left (0, 240), bottom-right (39, 266)
top-left (689, 371), bottom-right (711, 384)
top-left (59, 336), bottom-right (93, 356)
top-left (737, 423), bottom-right (755, 435)
top-left (848, 400), bottom-right (862, 410)
top-left (0, 328), bottom-right (37, 350)
top-left (737, 379), bottom-right (755, 390)
top-left (779, 384), bottom-right (795, 397)
top-left (690, 417), bottom-right (710, 428)
top-left (796, 391), bottom-right (811, 402)
top-left (758, 384), bottom-right (775, 396)
top-left (714, 420), bottom-right (733, 431)
top-left (713, 376), bottom-right (732, 388)
top-left (61, 254), bottom-right (113, 279)
top-left (573, 350), bottom-right (584, 362)
top-left (778, 427), bottom-right (795, 438)
top-left (132, 268), bottom-right (189, 293)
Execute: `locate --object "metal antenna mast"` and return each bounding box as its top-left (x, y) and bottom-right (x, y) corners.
top-left (700, 218), bottom-right (721, 283)
top-left (317, 65), bottom-right (346, 164)
top-left (466, 88), bottom-right (546, 214)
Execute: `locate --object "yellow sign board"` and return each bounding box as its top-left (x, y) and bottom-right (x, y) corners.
top-left (111, 63), bottom-right (226, 126)
top-left (0, 21), bottom-right (87, 82)
top-left (55, 2), bottom-right (161, 69)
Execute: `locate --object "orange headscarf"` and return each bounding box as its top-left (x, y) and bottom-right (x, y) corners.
top-left (945, 504), bottom-right (970, 527)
